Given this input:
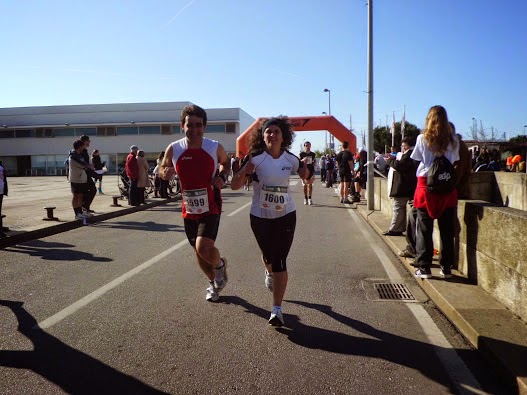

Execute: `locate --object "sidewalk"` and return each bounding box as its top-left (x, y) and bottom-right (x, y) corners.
top-left (1, 177), bottom-right (526, 393)
top-left (0, 176), bottom-right (180, 249)
top-left (353, 198), bottom-right (527, 394)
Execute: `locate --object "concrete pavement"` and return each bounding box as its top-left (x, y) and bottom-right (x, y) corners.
top-left (0, 176), bottom-right (526, 393)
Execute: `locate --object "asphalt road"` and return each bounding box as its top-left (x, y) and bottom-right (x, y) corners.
top-left (0, 177), bottom-right (508, 394)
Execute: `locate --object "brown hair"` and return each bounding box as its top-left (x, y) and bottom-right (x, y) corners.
top-left (246, 116), bottom-right (295, 152)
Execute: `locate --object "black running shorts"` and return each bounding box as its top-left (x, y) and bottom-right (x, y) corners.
top-left (184, 214), bottom-right (221, 247)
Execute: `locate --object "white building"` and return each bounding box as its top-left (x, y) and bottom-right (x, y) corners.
top-left (0, 102), bottom-right (255, 176)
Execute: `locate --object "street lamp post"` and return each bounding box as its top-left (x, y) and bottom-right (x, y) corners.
top-left (322, 112), bottom-right (327, 153)
top-left (324, 88), bottom-right (331, 151)
top-left (524, 125), bottom-right (527, 135)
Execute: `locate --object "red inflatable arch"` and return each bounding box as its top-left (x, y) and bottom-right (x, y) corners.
top-left (236, 115), bottom-right (356, 157)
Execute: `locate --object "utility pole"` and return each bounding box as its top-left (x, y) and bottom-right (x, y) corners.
top-left (366, 0), bottom-right (374, 210)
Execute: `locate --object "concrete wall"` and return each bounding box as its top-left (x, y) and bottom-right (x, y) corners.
top-left (374, 174), bottom-right (527, 322)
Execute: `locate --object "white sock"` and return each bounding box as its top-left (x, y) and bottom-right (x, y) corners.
top-left (272, 305), bottom-right (282, 313)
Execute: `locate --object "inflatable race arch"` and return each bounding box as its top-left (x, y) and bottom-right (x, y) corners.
top-left (236, 115), bottom-right (356, 157)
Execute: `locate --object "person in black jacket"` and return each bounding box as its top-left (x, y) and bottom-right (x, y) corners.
top-left (91, 149), bottom-right (105, 194)
top-left (79, 135), bottom-right (98, 214)
top-left (0, 160), bottom-right (8, 238)
top-left (383, 137), bottom-right (418, 236)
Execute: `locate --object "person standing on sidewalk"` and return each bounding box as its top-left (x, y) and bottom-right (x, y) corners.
top-left (91, 149), bottom-right (105, 194)
top-left (0, 160), bottom-right (8, 238)
top-left (336, 141), bottom-right (354, 204)
top-left (69, 140), bottom-right (90, 220)
top-left (319, 154), bottom-right (327, 183)
top-left (299, 141), bottom-right (316, 205)
top-left (79, 135), bottom-right (97, 215)
top-left (126, 145), bottom-right (140, 206)
top-left (136, 150), bottom-right (150, 205)
top-left (159, 104), bottom-right (231, 302)
top-left (383, 136), bottom-right (418, 236)
top-left (411, 105), bottom-right (460, 279)
top-left (231, 116), bottom-right (308, 327)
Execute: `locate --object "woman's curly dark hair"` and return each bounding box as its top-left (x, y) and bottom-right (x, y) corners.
top-left (247, 116), bottom-right (295, 153)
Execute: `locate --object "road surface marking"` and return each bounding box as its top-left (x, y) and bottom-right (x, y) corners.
top-left (35, 239), bottom-right (189, 330)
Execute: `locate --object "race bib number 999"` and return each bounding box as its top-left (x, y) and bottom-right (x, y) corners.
top-left (260, 185), bottom-right (288, 211)
top-left (183, 188), bottom-right (209, 214)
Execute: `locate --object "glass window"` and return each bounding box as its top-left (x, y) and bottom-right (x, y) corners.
top-left (75, 127), bottom-right (96, 136)
top-left (0, 130), bottom-right (15, 138)
top-left (139, 126), bottom-right (160, 135)
top-left (15, 129), bottom-right (32, 138)
top-left (53, 128), bottom-right (75, 137)
top-left (35, 128), bottom-right (52, 137)
top-left (172, 125), bottom-right (181, 134)
top-left (161, 125), bottom-right (171, 135)
top-left (206, 124), bottom-right (226, 133)
top-left (97, 127), bottom-right (116, 136)
top-left (117, 126), bottom-right (138, 135)
top-left (226, 123), bottom-right (236, 133)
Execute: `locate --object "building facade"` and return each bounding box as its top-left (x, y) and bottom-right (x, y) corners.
top-left (0, 102), bottom-right (255, 176)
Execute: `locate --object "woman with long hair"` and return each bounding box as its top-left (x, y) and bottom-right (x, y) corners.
top-left (231, 116), bottom-right (308, 327)
top-left (411, 105), bottom-right (460, 279)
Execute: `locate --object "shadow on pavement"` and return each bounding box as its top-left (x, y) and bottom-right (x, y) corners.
top-left (220, 296), bottom-right (503, 393)
top-left (0, 300), bottom-right (168, 394)
top-left (5, 240), bottom-right (113, 262)
top-left (92, 221), bottom-right (182, 233)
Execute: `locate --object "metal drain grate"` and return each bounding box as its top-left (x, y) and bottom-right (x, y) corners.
top-left (374, 283), bottom-right (415, 301)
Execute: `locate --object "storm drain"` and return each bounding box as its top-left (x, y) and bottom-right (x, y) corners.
top-left (374, 283), bottom-right (415, 301)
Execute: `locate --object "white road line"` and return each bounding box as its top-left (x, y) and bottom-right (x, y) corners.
top-left (227, 201), bottom-right (251, 216)
top-left (289, 180), bottom-right (299, 186)
top-left (34, 239), bottom-right (189, 330)
top-left (347, 208), bottom-right (487, 395)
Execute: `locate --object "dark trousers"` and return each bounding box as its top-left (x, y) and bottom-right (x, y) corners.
top-left (415, 206), bottom-right (456, 270)
top-left (128, 179), bottom-right (140, 206)
top-left (325, 170), bottom-right (333, 187)
top-left (160, 179), bottom-right (169, 198)
top-left (138, 187), bottom-right (145, 204)
top-left (83, 178), bottom-right (96, 210)
top-left (405, 200), bottom-right (417, 253)
top-left (320, 168), bottom-right (326, 182)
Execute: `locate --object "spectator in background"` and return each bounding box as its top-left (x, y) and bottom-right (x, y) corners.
top-left (319, 154), bottom-right (327, 183)
top-left (136, 149), bottom-right (150, 205)
top-left (69, 140), bottom-right (90, 220)
top-left (91, 149), bottom-right (105, 194)
top-left (0, 160), bottom-right (8, 238)
top-left (126, 145), bottom-right (140, 206)
top-left (336, 141), bottom-right (354, 204)
top-left (325, 155), bottom-right (334, 188)
top-left (79, 135), bottom-right (97, 215)
top-left (384, 137), bottom-right (418, 236)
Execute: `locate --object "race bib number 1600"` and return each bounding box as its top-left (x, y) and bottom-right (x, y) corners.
top-left (183, 188), bottom-right (210, 214)
top-left (260, 185), bottom-right (288, 211)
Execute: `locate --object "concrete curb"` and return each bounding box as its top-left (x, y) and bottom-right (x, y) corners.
top-left (353, 201), bottom-right (527, 394)
top-left (0, 196), bottom-right (181, 250)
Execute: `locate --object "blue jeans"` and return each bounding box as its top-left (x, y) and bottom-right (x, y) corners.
top-left (415, 206), bottom-right (456, 270)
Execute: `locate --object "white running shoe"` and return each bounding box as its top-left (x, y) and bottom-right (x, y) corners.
top-left (308, 198), bottom-right (313, 205)
top-left (82, 209), bottom-right (94, 217)
top-left (213, 257), bottom-right (228, 290)
top-left (269, 308), bottom-right (284, 327)
top-left (304, 198), bottom-right (308, 205)
top-left (75, 213), bottom-right (88, 220)
top-left (265, 270), bottom-right (273, 292)
top-left (206, 282), bottom-right (219, 302)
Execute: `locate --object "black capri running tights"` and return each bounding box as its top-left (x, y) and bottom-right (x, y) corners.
top-left (250, 211), bottom-right (296, 273)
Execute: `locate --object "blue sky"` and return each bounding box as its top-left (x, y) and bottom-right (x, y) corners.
top-left (1, 0), bottom-right (526, 151)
